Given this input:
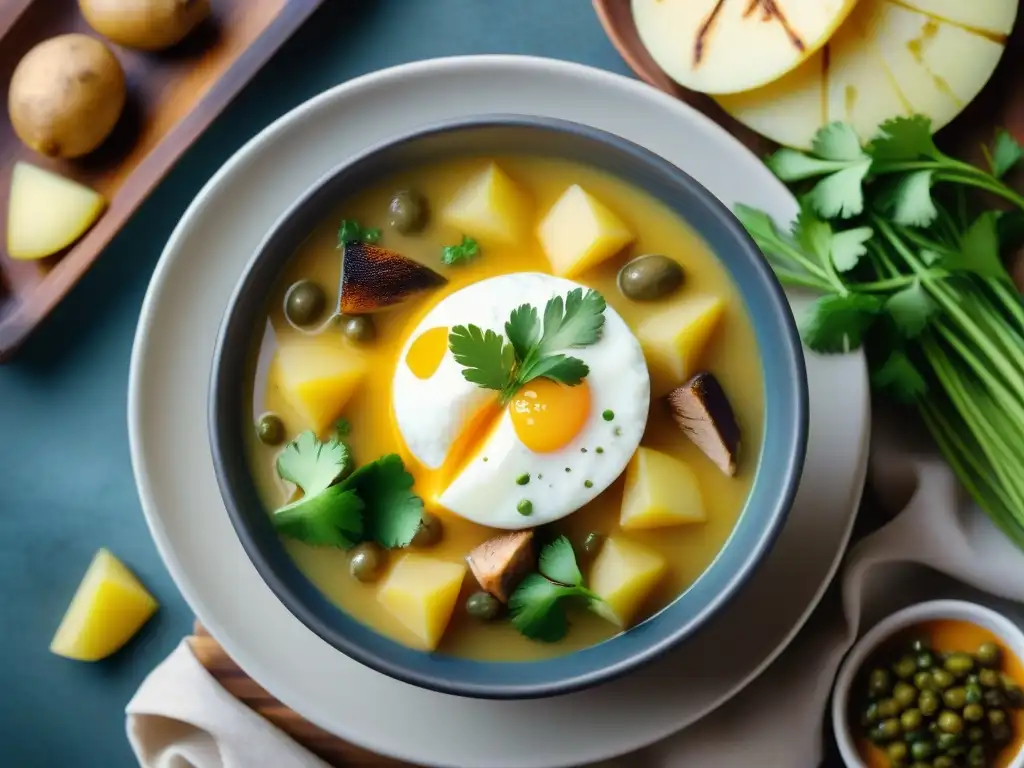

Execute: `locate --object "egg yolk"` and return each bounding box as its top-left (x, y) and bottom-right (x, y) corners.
top-left (509, 378), bottom-right (591, 453)
top-left (406, 326), bottom-right (449, 379)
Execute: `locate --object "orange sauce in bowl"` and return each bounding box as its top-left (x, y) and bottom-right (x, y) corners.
top-left (856, 620), bottom-right (1024, 768)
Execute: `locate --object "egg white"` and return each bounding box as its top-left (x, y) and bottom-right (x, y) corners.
top-left (392, 272), bottom-right (650, 529)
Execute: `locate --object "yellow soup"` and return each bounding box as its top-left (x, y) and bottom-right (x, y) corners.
top-left (246, 156), bottom-right (764, 660)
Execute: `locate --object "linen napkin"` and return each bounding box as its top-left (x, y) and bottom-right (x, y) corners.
top-left (126, 411), bottom-right (1024, 768)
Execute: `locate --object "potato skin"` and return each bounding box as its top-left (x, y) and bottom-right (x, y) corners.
top-left (8, 34), bottom-right (126, 159)
top-left (79, 0), bottom-right (212, 51)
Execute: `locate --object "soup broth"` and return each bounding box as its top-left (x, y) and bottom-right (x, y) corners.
top-left (246, 155), bottom-right (765, 660)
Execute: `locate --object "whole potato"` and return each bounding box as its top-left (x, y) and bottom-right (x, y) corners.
top-left (8, 34), bottom-right (126, 159)
top-left (79, 0), bottom-right (212, 51)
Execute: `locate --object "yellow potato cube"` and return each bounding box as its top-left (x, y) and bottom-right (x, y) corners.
top-left (442, 163), bottom-right (531, 246)
top-left (378, 554), bottom-right (466, 650)
top-left (536, 184), bottom-right (634, 277)
top-left (50, 549), bottom-right (159, 661)
top-left (8, 162), bottom-right (106, 260)
top-left (589, 536), bottom-right (667, 629)
top-left (637, 295), bottom-right (724, 395)
top-left (621, 447), bottom-right (706, 530)
top-left (276, 339), bottom-right (368, 434)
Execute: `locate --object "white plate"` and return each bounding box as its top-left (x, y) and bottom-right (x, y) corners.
top-left (128, 56), bottom-right (869, 768)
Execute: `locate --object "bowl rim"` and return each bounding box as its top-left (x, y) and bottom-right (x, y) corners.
top-left (832, 599), bottom-right (1024, 768)
top-left (208, 114), bottom-right (809, 699)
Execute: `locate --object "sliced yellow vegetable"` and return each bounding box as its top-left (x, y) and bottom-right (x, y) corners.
top-left (633, 0), bottom-right (859, 95)
top-left (275, 339), bottom-right (368, 434)
top-left (536, 184), bottom-right (634, 278)
top-left (377, 553), bottom-right (466, 651)
top-left (589, 536), bottom-right (667, 629)
top-left (621, 447), bottom-right (706, 530)
top-left (716, 0), bottom-right (1017, 149)
top-left (7, 162), bottom-right (106, 260)
top-left (442, 163), bottom-right (531, 247)
top-left (50, 549), bottom-right (158, 661)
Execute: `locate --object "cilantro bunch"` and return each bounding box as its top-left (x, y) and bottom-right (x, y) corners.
top-left (272, 429), bottom-right (424, 549)
top-left (448, 288), bottom-right (607, 404)
top-left (737, 116), bottom-right (1024, 549)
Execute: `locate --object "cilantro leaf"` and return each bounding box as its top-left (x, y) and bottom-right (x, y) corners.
top-left (868, 116), bottom-right (937, 162)
top-left (883, 170), bottom-right (938, 227)
top-left (538, 536), bottom-right (582, 586)
top-left (945, 212), bottom-right (1012, 283)
top-left (813, 122), bottom-right (867, 162)
top-left (273, 486), bottom-right (364, 548)
top-left (520, 354), bottom-right (589, 387)
top-left (830, 227), bottom-right (874, 272)
top-left (801, 293), bottom-right (884, 353)
top-left (872, 350), bottom-right (928, 402)
top-left (536, 288), bottom-right (606, 355)
top-left (885, 280), bottom-right (937, 339)
top-left (337, 219), bottom-right (381, 246)
top-left (505, 303), bottom-right (541, 362)
top-left (767, 149), bottom-right (852, 182)
top-left (792, 205), bottom-right (831, 265)
top-left (448, 325), bottom-right (516, 390)
top-left (277, 430), bottom-right (351, 498)
top-left (340, 454), bottom-right (423, 548)
top-left (988, 130), bottom-right (1023, 179)
top-left (806, 160), bottom-right (871, 220)
top-left (441, 235), bottom-right (480, 265)
top-left (509, 574), bottom-right (574, 642)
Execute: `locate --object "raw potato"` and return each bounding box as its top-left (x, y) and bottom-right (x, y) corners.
top-left (620, 447), bottom-right (706, 530)
top-left (589, 536), bottom-right (667, 629)
top-left (275, 339), bottom-right (368, 434)
top-left (536, 184), bottom-right (634, 278)
top-left (633, 0), bottom-right (859, 95)
top-left (377, 554), bottom-right (466, 650)
top-left (442, 163), bottom-right (531, 247)
top-left (50, 549), bottom-right (159, 661)
top-left (716, 0), bottom-right (1018, 149)
top-left (636, 295), bottom-right (724, 396)
top-left (8, 34), bottom-right (126, 159)
top-left (79, 0), bottom-right (212, 51)
top-left (7, 163), bottom-right (107, 260)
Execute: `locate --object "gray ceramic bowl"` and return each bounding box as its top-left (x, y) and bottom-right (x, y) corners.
top-left (209, 116), bottom-right (808, 699)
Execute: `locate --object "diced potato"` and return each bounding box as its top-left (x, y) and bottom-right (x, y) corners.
top-left (442, 163), bottom-right (531, 246)
top-left (7, 162), bottom-right (106, 260)
top-left (636, 295), bottom-right (724, 396)
top-left (50, 549), bottom-right (159, 661)
top-left (621, 447), bottom-right (706, 530)
top-left (276, 339), bottom-right (368, 434)
top-left (589, 536), bottom-right (667, 629)
top-left (377, 553), bottom-right (466, 650)
top-left (536, 184), bottom-right (634, 277)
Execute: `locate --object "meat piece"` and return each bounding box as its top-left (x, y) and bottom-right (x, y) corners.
top-left (466, 530), bottom-right (535, 603)
top-left (666, 372), bottom-right (741, 476)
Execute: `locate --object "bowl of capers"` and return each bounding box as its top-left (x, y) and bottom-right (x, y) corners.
top-left (833, 600), bottom-right (1024, 768)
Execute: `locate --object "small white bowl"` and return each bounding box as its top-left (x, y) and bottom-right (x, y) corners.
top-left (833, 600), bottom-right (1024, 768)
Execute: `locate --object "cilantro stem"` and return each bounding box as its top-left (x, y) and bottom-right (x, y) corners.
top-left (856, 273), bottom-right (944, 292)
top-left (990, 281), bottom-right (1024, 333)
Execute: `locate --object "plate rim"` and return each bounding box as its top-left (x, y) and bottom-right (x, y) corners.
top-left (128, 53), bottom-right (869, 767)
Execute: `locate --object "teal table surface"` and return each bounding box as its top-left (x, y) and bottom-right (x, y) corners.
top-left (0, 2), bottom-right (634, 765)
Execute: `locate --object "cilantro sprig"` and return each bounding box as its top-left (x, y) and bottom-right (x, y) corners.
top-left (509, 536), bottom-right (602, 642)
top-left (337, 219), bottom-right (381, 246)
top-left (272, 430), bottom-right (423, 549)
top-left (448, 288), bottom-right (606, 404)
top-left (441, 235), bottom-right (480, 265)
top-left (738, 116), bottom-right (1024, 551)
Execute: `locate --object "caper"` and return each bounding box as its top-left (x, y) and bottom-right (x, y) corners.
top-left (967, 745), bottom-right (986, 768)
top-left (943, 687), bottom-right (967, 710)
top-left (909, 763), bottom-right (932, 768)
top-left (582, 532), bottom-right (605, 557)
top-left (1000, 674), bottom-right (1023, 705)
top-left (901, 708), bottom-right (924, 731)
top-left (976, 641), bottom-right (1001, 668)
top-left (932, 669), bottom-right (955, 690)
top-left (983, 688), bottom-right (1006, 708)
top-left (910, 740), bottom-right (934, 760)
top-left (387, 189), bottom-right (428, 234)
top-left (906, 728), bottom-right (930, 743)
top-left (894, 655), bottom-right (918, 680)
top-left (919, 690), bottom-right (940, 716)
top-left (937, 710), bottom-right (963, 734)
top-left (967, 726), bottom-right (986, 743)
top-left (256, 413), bottom-right (285, 445)
top-left (348, 542), bottom-right (385, 583)
top-left (945, 653), bottom-right (975, 678)
top-left (878, 698), bottom-right (902, 718)
top-left (933, 756), bottom-right (955, 768)
top-left (936, 732), bottom-right (960, 751)
top-left (886, 741), bottom-right (909, 763)
top-left (616, 254), bottom-right (684, 302)
top-left (411, 512), bottom-right (442, 548)
top-left (284, 280), bottom-right (326, 327)
top-left (915, 671), bottom-right (934, 691)
top-left (978, 668), bottom-right (1000, 688)
top-left (876, 718), bottom-right (902, 741)
top-left (965, 683), bottom-right (982, 704)
top-left (340, 314), bottom-right (376, 344)
top-left (917, 652), bottom-right (935, 670)
top-left (895, 682), bottom-right (919, 708)
top-left (465, 591), bottom-right (500, 621)
top-left (963, 703), bottom-right (984, 722)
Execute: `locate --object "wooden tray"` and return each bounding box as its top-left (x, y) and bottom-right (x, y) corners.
top-left (0, 0), bottom-right (323, 362)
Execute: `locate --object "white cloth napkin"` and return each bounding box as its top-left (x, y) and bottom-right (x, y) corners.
top-left (126, 412), bottom-right (1024, 768)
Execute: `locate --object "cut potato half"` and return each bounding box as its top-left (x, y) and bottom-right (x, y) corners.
top-left (633, 0), bottom-right (859, 95)
top-left (716, 0), bottom-right (1018, 148)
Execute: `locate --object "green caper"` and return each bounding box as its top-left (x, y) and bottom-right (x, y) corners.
top-left (895, 655), bottom-right (919, 679)
top-left (910, 740), bottom-right (935, 760)
top-left (967, 745), bottom-right (986, 768)
top-left (919, 690), bottom-right (940, 716)
top-left (387, 189), bottom-right (428, 234)
top-left (932, 669), bottom-right (955, 690)
top-left (465, 591), bottom-right (500, 621)
top-left (917, 652), bottom-right (935, 670)
top-left (878, 698), bottom-right (902, 718)
top-left (411, 512), bottom-right (442, 548)
top-left (967, 726), bottom-right (986, 743)
top-left (862, 702), bottom-right (881, 726)
top-left (284, 280), bottom-right (326, 327)
top-left (945, 653), bottom-right (975, 678)
top-left (886, 741), bottom-right (908, 763)
top-left (915, 671), bottom-right (934, 691)
top-left (256, 413), bottom-right (285, 445)
top-left (936, 732), bottom-right (960, 751)
top-left (616, 254), bottom-right (685, 302)
top-left (937, 710), bottom-right (963, 734)
top-left (988, 708), bottom-right (1007, 727)
top-left (901, 708), bottom-right (924, 731)
top-left (943, 687), bottom-right (967, 709)
top-left (869, 668), bottom-right (893, 697)
top-left (933, 756), bottom-right (955, 768)
top-left (962, 703), bottom-right (984, 722)
top-left (905, 728), bottom-right (930, 743)
top-left (340, 314), bottom-right (376, 344)
top-left (978, 668), bottom-right (1000, 688)
top-left (348, 542), bottom-right (385, 582)
top-left (876, 718), bottom-right (902, 741)
top-left (582, 532), bottom-right (605, 557)
top-left (1000, 674), bottom-right (1023, 705)
top-left (909, 763), bottom-right (932, 768)
top-left (976, 641), bottom-right (1001, 668)
top-left (991, 721), bottom-right (1012, 744)
top-left (983, 688), bottom-right (1006, 708)
top-left (965, 683), bottom-right (982, 704)
top-left (895, 682), bottom-right (919, 708)
top-left (967, 673), bottom-right (981, 686)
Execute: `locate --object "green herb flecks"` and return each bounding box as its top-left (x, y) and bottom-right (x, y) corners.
top-left (337, 219), bottom-right (381, 246)
top-left (441, 235), bottom-right (480, 265)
